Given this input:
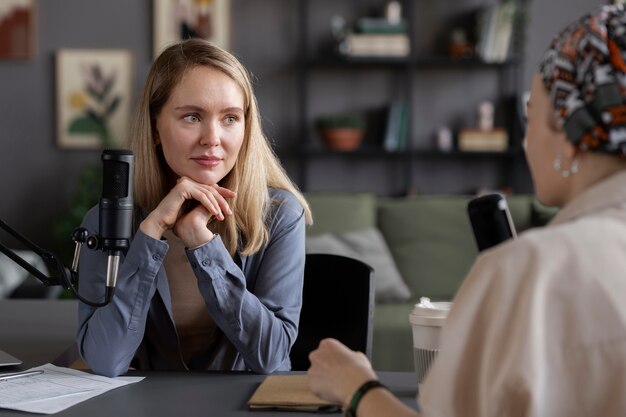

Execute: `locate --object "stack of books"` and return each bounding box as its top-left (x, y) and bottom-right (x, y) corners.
top-left (339, 17), bottom-right (410, 58)
top-left (457, 128), bottom-right (508, 152)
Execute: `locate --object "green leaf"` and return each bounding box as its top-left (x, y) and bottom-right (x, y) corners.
top-left (68, 117), bottom-right (106, 135)
top-left (86, 109), bottom-right (104, 125)
top-left (106, 96), bottom-right (121, 117)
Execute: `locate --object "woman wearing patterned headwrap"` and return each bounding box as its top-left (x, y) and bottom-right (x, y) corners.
top-left (306, 5), bottom-right (626, 417)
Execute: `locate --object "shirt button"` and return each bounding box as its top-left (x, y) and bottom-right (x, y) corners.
top-left (153, 254), bottom-right (161, 261)
top-left (201, 260), bottom-right (209, 267)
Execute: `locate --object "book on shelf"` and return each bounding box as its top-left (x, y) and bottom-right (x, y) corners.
top-left (340, 33), bottom-right (410, 58)
top-left (383, 101), bottom-right (409, 152)
top-left (475, 4), bottom-right (496, 61)
top-left (458, 128), bottom-right (508, 152)
top-left (492, 1), bottom-right (517, 62)
top-left (475, 0), bottom-right (517, 63)
top-left (355, 17), bottom-right (408, 34)
top-left (397, 103), bottom-right (409, 150)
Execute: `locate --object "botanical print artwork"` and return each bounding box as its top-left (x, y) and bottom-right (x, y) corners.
top-left (0, 0), bottom-right (35, 59)
top-left (153, 0), bottom-right (230, 57)
top-left (56, 50), bottom-right (132, 149)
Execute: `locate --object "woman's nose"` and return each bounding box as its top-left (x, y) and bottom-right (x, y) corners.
top-left (199, 122), bottom-right (220, 147)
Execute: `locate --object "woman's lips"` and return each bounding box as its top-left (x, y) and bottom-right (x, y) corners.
top-left (192, 156), bottom-right (222, 167)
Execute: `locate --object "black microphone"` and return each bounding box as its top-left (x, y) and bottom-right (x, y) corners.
top-left (467, 193), bottom-right (517, 252)
top-left (99, 149), bottom-right (134, 297)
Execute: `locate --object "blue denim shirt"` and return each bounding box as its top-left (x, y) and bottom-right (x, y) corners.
top-left (76, 188), bottom-right (306, 377)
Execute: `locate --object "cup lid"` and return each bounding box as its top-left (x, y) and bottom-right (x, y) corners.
top-left (410, 297), bottom-right (452, 319)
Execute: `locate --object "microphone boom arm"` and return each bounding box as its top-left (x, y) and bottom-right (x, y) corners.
top-left (1, 149), bottom-right (134, 306)
top-left (0, 219), bottom-right (63, 288)
top-left (0, 218), bottom-right (113, 306)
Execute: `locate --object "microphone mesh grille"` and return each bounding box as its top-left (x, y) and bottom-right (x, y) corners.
top-left (102, 160), bottom-right (129, 199)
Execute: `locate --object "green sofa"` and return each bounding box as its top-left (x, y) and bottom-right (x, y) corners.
top-left (304, 192), bottom-right (557, 371)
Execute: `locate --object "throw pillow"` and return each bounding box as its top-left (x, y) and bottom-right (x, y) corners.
top-left (304, 192), bottom-right (377, 236)
top-left (306, 228), bottom-right (411, 302)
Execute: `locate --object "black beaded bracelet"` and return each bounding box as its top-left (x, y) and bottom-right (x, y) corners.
top-left (343, 380), bottom-right (388, 417)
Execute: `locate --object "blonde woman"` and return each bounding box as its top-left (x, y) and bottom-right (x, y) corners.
top-left (76, 39), bottom-right (312, 377)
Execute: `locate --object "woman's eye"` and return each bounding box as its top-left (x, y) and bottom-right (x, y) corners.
top-left (224, 115), bottom-right (238, 125)
top-left (183, 114), bottom-right (200, 123)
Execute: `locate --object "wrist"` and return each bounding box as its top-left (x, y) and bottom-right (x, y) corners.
top-left (184, 233), bottom-right (215, 249)
top-left (343, 380), bottom-right (388, 417)
top-left (139, 217), bottom-right (167, 240)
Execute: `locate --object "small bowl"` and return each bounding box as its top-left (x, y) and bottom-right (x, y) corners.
top-left (319, 127), bottom-right (365, 151)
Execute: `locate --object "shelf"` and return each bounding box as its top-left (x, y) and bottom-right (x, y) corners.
top-left (304, 55), bottom-right (518, 70)
top-left (413, 56), bottom-right (519, 69)
top-left (303, 56), bottom-right (411, 69)
top-left (299, 147), bottom-right (522, 159)
top-left (300, 146), bottom-right (407, 158)
top-left (413, 149), bottom-right (521, 157)
top-left (295, 0), bottom-right (528, 194)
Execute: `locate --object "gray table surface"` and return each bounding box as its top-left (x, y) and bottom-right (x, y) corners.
top-left (0, 299), bottom-right (419, 416)
top-left (0, 370), bottom-right (418, 416)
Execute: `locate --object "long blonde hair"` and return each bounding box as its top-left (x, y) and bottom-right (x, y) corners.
top-left (128, 39), bottom-right (311, 256)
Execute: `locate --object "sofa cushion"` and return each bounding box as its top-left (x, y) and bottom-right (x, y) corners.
top-left (377, 196), bottom-right (478, 300)
top-left (530, 197), bottom-right (559, 227)
top-left (305, 192), bottom-right (377, 236)
top-left (372, 302), bottom-right (415, 371)
top-left (306, 228), bottom-right (411, 302)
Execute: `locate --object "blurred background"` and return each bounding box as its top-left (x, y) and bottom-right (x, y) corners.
top-left (0, 0), bottom-right (605, 257)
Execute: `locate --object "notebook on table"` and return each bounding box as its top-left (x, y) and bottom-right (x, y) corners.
top-left (0, 350), bottom-right (22, 367)
top-left (248, 374), bottom-right (340, 412)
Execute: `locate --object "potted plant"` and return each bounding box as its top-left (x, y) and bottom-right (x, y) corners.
top-left (315, 113), bottom-right (366, 151)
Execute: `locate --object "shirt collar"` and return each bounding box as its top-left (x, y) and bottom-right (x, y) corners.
top-left (550, 170), bottom-right (626, 226)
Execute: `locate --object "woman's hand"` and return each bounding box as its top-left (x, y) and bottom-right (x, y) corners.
top-left (139, 176), bottom-right (236, 247)
top-left (307, 338), bottom-right (378, 405)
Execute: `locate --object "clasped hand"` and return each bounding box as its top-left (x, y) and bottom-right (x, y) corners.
top-left (139, 176), bottom-right (236, 248)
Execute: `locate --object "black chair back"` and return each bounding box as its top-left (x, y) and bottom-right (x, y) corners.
top-left (290, 253), bottom-right (374, 371)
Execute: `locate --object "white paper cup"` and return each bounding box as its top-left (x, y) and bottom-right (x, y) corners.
top-left (409, 298), bottom-right (451, 387)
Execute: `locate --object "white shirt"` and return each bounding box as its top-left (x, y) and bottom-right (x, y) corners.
top-left (420, 170), bottom-right (626, 417)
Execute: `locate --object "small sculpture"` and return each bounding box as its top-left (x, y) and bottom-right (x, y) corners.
top-left (437, 127), bottom-right (453, 152)
top-left (478, 101), bottom-right (495, 131)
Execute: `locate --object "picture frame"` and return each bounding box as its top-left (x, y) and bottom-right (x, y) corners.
top-left (153, 0), bottom-right (231, 58)
top-left (0, 0), bottom-right (37, 60)
top-left (55, 49), bottom-right (133, 149)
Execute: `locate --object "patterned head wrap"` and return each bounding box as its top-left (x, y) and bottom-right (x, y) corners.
top-left (539, 5), bottom-right (626, 156)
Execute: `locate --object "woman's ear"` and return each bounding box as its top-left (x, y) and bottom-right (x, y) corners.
top-left (555, 129), bottom-right (576, 160)
top-left (547, 106), bottom-right (575, 158)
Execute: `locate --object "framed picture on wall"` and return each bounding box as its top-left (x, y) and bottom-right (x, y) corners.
top-left (153, 0), bottom-right (231, 58)
top-left (0, 0), bottom-right (37, 59)
top-left (55, 49), bottom-right (133, 149)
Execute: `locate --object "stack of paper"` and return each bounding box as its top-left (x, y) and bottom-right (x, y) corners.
top-left (0, 363), bottom-right (144, 414)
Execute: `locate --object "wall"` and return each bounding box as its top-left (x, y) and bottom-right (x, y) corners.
top-left (0, 0), bottom-right (605, 249)
top-left (522, 0), bottom-right (605, 92)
